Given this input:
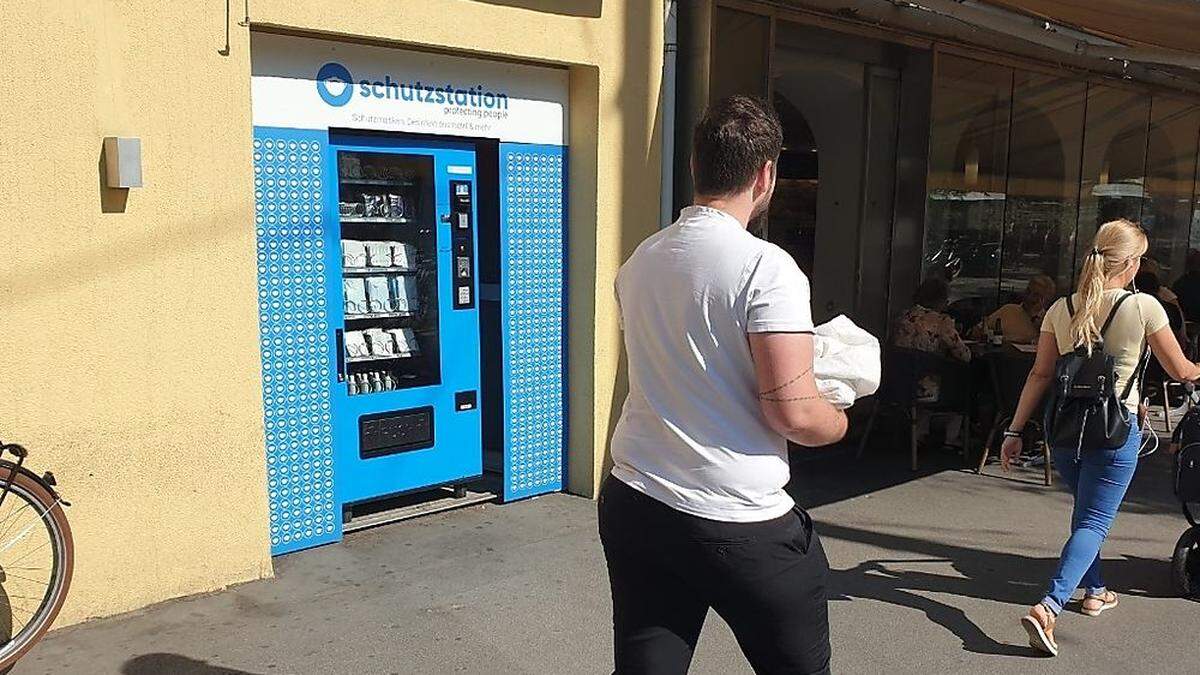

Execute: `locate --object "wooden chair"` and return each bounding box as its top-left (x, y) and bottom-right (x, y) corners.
top-left (975, 347), bottom-right (1050, 485)
top-left (857, 346), bottom-right (971, 470)
top-left (1143, 354), bottom-right (1192, 434)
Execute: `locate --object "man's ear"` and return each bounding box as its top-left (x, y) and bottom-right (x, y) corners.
top-left (753, 161), bottom-right (773, 199)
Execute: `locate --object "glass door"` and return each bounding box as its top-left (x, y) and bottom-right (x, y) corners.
top-left (325, 136), bottom-right (483, 508)
top-left (336, 150), bottom-right (441, 394)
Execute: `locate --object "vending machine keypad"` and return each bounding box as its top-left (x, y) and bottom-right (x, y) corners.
top-left (450, 180), bottom-right (475, 310)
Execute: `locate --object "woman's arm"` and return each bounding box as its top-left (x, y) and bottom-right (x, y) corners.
top-left (1147, 326), bottom-right (1200, 382)
top-left (1008, 331), bottom-right (1058, 431)
top-left (1000, 331), bottom-right (1058, 469)
top-left (940, 315), bottom-right (972, 362)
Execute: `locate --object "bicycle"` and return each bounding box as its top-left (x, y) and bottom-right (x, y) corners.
top-left (0, 440), bottom-right (73, 670)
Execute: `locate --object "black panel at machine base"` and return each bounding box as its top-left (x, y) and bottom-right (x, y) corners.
top-left (359, 407), bottom-right (435, 459)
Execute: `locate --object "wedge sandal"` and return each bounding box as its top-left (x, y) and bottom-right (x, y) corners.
top-left (1020, 604), bottom-right (1059, 657)
top-left (1081, 590), bottom-right (1118, 617)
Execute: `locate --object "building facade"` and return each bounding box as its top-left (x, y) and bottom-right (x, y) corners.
top-left (1, 1), bottom-right (664, 626)
top-left (685, 0), bottom-right (1200, 336)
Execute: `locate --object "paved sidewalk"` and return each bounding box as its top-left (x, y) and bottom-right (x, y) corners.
top-left (15, 448), bottom-right (1196, 674)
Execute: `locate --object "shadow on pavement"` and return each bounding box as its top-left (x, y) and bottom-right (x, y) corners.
top-left (819, 521), bottom-right (1178, 657)
top-left (122, 654), bottom-right (261, 675)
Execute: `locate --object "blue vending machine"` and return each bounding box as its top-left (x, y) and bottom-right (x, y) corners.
top-left (325, 135), bottom-right (482, 510)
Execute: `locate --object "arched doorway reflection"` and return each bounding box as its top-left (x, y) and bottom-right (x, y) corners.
top-left (768, 92), bottom-right (819, 275)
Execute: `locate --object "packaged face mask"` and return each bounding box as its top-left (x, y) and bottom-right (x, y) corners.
top-left (343, 330), bottom-right (369, 358)
top-left (342, 278), bottom-right (368, 315)
top-left (391, 242), bottom-right (416, 270)
top-left (366, 241), bottom-right (394, 268)
top-left (341, 240), bottom-right (367, 268)
top-left (387, 328), bottom-right (419, 355)
top-left (387, 194), bottom-right (407, 219)
top-left (363, 194), bottom-right (387, 218)
top-left (364, 276), bottom-right (392, 313)
top-left (389, 275), bottom-right (419, 313)
top-left (364, 328), bottom-right (397, 356)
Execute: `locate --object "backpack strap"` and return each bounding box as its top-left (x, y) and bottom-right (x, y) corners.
top-left (1121, 338), bottom-right (1150, 401)
top-left (1100, 292), bottom-right (1136, 337)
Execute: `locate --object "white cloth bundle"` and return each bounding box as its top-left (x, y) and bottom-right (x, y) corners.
top-left (812, 315), bottom-right (880, 409)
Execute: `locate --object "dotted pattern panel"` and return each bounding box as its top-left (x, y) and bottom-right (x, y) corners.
top-left (501, 145), bottom-right (566, 501)
top-left (253, 129), bottom-right (340, 555)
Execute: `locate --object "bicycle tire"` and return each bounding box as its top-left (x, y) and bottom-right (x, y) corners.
top-left (0, 470), bottom-right (73, 671)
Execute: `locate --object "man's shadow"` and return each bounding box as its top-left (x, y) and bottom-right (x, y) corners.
top-left (820, 522), bottom-right (1178, 657)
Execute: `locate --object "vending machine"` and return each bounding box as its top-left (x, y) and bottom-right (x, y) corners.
top-left (326, 136), bottom-right (482, 506)
top-left (251, 33), bottom-right (568, 555)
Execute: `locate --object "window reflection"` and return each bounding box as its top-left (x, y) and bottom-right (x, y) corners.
top-left (769, 92), bottom-right (819, 273)
top-left (1144, 98), bottom-right (1200, 281)
top-left (1077, 86), bottom-right (1151, 265)
top-left (924, 56), bottom-right (1012, 326)
top-left (1001, 72), bottom-right (1085, 299)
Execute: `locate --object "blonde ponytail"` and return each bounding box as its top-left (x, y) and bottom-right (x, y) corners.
top-left (1069, 219), bottom-right (1148, 351)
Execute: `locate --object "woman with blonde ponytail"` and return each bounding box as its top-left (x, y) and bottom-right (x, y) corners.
top-left (1001, 219), bottom-right (1200, 656)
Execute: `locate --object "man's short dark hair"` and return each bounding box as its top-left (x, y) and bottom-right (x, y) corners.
top-left (692, 95), bottom-right (784, 197)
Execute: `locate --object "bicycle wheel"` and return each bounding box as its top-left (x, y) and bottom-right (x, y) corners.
top-left (0, 469), bottom-right (73, 670)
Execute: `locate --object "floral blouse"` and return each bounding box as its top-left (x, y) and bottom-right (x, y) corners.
top-left (892, 305), bottom-right (972, 362)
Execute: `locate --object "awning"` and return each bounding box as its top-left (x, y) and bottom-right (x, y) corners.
top-left (984, 0), bottom-right (1200, 54)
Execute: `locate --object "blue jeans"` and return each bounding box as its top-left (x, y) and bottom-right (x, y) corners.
top-left (1042, 417), bottom-right (1140, 615)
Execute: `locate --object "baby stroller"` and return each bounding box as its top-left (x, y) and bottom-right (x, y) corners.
top-left (1169, 406), bottom-right (1200, 598)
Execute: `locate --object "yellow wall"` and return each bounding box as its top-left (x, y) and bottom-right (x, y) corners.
top-left (0, 0), bottom-right (662, 626)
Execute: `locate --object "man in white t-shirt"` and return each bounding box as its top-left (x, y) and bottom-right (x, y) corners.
top-left (599, 95), bottom-right (847, 675)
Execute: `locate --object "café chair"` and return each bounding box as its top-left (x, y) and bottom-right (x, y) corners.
top-left (975, 346), bottom-right (1050, 485)
top-left (857, 346), bottom-right (971, 471)
top-left (1143, 354), bottom-right (1192, 434)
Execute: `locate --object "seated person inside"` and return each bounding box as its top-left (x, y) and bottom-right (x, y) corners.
top-left (972, 275), bottom-right (1055, 345)
top-left (1172, 249), bottom-right (1200, 324)
top-left (1136, 270), bottom-right (1188, 350)
top-left (892, 278), bottom-right (970, 447)
top-left (893, 278), bottom-right (972, 364)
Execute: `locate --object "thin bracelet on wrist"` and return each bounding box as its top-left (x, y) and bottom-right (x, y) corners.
top-left (1002, 429), bottom-right (1023, 438)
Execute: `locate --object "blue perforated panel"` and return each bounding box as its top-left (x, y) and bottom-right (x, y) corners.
top-left (253, 127), bottom-right (340, 555)
top-left (500, 144), bottom-right (566, 501)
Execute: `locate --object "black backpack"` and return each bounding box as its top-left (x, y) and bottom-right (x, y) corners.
top-left (1043, 293), bottom-right (1148, 455)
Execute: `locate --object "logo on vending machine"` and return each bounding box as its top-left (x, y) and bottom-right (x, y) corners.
top-left (315, 62), bottom-right (355, 107)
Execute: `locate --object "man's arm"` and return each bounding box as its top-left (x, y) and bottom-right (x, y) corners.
top-left (749, 332), bottom-right (848, 447)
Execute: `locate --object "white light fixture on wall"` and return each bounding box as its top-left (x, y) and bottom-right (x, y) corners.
top-left (103, 137), bottom-right (143, 189)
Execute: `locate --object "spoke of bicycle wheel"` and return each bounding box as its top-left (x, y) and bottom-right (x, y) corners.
top-left (2, 571), bottom-right (50, 585)
top-left (5, 539), bottom-right (50, 568)
top-left (0, 565), bottom-right (50, 573)
top-left (0, 501), bottom-right (35, 545)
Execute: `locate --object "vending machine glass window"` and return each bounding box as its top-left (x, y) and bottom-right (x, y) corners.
top-left (336, 151), bottom-right (441, 394)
